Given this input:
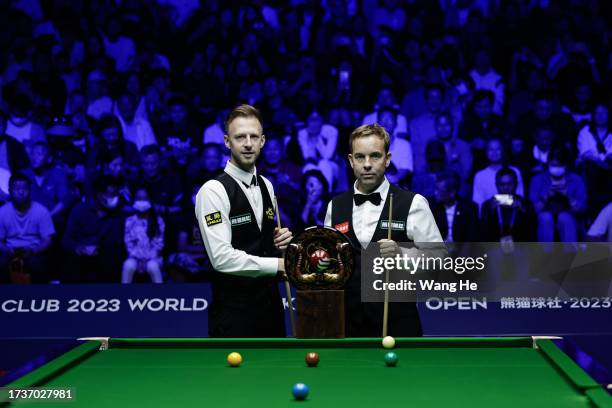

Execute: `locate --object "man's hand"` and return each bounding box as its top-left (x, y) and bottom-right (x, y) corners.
top-left (274, 227), bottom-right (293, 251)
top-left (378, 239), bottom-right (401, 259)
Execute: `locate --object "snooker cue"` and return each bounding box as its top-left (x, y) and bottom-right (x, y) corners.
top-left (382, 193), bottom-right (394, 338)
top-left (274, 196), bottom-right (297, 337)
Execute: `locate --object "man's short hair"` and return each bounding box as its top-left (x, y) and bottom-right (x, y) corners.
top-left (495, 167), bottom-right (518, 185)
top-left (548, 145), bottom-right (572, 166)
top-left (425, 83), bottom-right (445, 97)
top-left (100, 148), bottom-right (124, 164)
top-left (96, 114), bottom-right (123, 136)
top-left (92, 175), bottom-right (120, 195)
top-left (140, 144), bottom-right (161, 157)
top-left (349, 124), bottom-right (390, 153)
top-left (224, 104), bottom-right (263, 134)
top-left (435, 111), bottom-right (453, 123)
top-left (473, 89), bottom-right (495, 104)
top-left (436, 171), bottom-right (460, 193)
top-left (9, 172), bottom-right (30, 189)
top-left (168, 95), bottom-right (188, 108)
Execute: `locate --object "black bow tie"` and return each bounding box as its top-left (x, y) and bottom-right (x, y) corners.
top-left (243, 175), bottom-right (258, 188)
top-left (354, 192), bottom-right (382, 206)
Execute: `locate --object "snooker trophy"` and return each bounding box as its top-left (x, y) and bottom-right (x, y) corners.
top-left (285, 226), bottom-right (354, 338)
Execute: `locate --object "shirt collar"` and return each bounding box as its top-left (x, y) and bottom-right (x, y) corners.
top-left (225, 160), bottom-right (257, 186)
top-left (353, 177), bottom-right (389, 203)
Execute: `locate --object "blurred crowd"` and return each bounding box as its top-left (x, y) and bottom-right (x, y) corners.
top-left (0, 0), bottom-right (611, 284)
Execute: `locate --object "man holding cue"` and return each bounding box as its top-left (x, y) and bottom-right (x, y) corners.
top-left (324, 124), bottom-right (443, 337)
top-left (196, 104), bottom-right (293, 337)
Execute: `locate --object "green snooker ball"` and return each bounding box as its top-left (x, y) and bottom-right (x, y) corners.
top-left (384, 351), bottom-right (399, 366)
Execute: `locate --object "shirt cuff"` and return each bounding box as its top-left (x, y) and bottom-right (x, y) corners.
top-left (258, 256), bottom-right (279, 276)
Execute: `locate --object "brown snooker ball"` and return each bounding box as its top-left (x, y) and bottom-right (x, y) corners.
top-left (305, 352), bottom-right (319, 367)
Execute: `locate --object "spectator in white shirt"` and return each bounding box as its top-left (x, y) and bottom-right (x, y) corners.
top-left (531, 125), bottom-right (555, 175)
top-left (473, 138), bottom-right (524, 211)
top-left (587, 202), bottom-right (612, 242)
top-left (298, 111), bottom-right (340, 191)
top-left (5, 94), bottom-right (45, 153)
top-left (470, 49), bottom-right (505, 115)
top-left (86, 70), bottom-right (113, 120)
top-left (378, 107), bottom-right (413, 185)
top-left (103, 15), bottom-right (136, 73)
top-left (577, 102), bottom-right (612, 166)
top-left (116, 93), bottom-right (157, 151)
top-left (362, 87), bottom-right (408, 137)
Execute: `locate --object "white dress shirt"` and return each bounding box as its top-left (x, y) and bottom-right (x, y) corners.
top-left (324, 178), bottom-right (443, 250)
top-left (195, 161), bottom-right (278, 278)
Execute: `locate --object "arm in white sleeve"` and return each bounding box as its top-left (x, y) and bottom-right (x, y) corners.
top-left (195, 180), bottom-right (278, 278)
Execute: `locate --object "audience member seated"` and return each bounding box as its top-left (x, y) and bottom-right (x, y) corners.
top-left (513, 90), bottom-right (575, 151)
top-left (87, 114), bottom-right (140, 177)
top-left (432, 171), bottom-right (479, 243)
top-left (87, 149), bottom-right (135, 210)
top-left (472, 138), bottom-right (524, 211)
top-left (85, 70), bottom-right (113, 120)
top-left (299, 169), bottom-right (329, 231)
top-left (158, 96), bottom-right (202, 174)
top-left (298, 111), bottom-right (343, 192)
top-left (122, 187), bottom-right (165, 283)
top-left (411, 139), bottom-right (448, 201)
top-left (378, 107), bottom-right (413, 186)
top-left (0, 173), bottom-right (55, 283)
top-left (458, 90), bottom-right (504, 171)
top-left (0, 110), bottom-right (31, 196)
top-left (22, 142), bottom-right (72, 228)
top-left (469, 49), bottom-right (505, 114)
top-left (435, 111), bottom-right (472, 188)
top-left (529, 146), bottom-right (587, 242)
top-left (410, 84), bottom-right (445, 174)
top-left (258, 136), bottom-right (301, 228)
top-left (586, 201), bottom-right (612, 242)
top-left (166, 184), bottom-right (211, 283)
top-left (186, 143), bottom-right (224, 188)
top-left (136, 144), bottom-right (184, 253)
top-left (529, 125), bottom-right (556, 177)
top-left (362, 87), bottom-right (408, 137)
top-left (577, 101), bottom-right (612, 218)
top-left (62, 176), bottom-right (125, 283)
top-left (481, 167), bottom-right (536, 242)
top-left (577, 101), bottom-right (612, 167)
top-left (116, 92), bottom-right (157, 151)
top-left (5, 94), bottom-right (46, 153)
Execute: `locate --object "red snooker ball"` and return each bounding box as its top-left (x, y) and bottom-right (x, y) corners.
top-left (305, 352), bottom-right (319, 367)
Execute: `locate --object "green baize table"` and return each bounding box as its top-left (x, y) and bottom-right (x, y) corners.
top-left (3, 337), bottom-right (611, 407)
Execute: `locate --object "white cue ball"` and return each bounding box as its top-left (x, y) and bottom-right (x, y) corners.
top-left (382, 336), bottom-right (395, 349)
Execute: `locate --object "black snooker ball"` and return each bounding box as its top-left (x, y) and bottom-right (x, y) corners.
top-left (305, 352), bottom-right (319, 367)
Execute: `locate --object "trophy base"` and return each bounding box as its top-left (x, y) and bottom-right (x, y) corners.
top-left (296, 290), bottom-right (345, 338)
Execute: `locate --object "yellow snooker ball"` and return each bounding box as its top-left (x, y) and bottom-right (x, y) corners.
top-left (227, 352), bottom-right (243, 367)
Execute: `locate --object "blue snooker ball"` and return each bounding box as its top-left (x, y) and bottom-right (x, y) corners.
top-left (292, 383), bottom-right (309, 400)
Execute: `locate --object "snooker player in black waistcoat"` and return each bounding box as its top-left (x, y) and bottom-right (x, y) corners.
top-left (195, 105), bottom-right (293, 337)
top-left (324, 124), bottom-right (444, 337)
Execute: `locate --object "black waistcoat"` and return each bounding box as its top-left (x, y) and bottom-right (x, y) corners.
top-left (331, 184), bottom-right (422, 337)
top-left (210, 172), bottom-right (279, 304)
